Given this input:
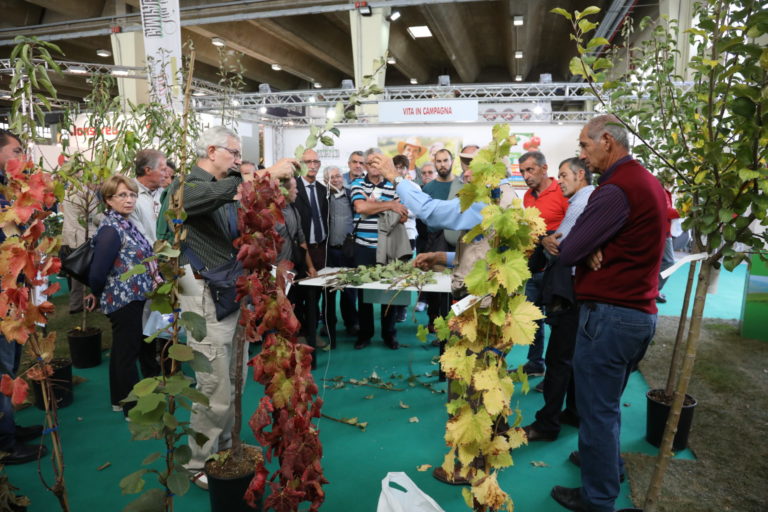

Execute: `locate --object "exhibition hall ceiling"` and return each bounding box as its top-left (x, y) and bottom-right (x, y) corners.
top-left (0, 0), bottom-right (647, 103)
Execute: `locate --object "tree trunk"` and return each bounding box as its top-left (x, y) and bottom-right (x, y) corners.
top-left (665, 260), bottom-right (698, 396)
top-left (644, 260), bottom-right (712, 512)
top-left (230, 319), bottom-right (246, 458)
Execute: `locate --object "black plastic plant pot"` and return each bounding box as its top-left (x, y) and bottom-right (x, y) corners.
top-left (67, 327), bottom-right (102, 368)
top-left (32, 358), bottom-right (74, 410)
top-left (646, 389), bottom-right (697, 452)
top-left (205, 468), bottom-right (261, 512)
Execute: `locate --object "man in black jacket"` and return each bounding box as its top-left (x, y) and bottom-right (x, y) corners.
top-left (293, 149), bottom-right (329, 350)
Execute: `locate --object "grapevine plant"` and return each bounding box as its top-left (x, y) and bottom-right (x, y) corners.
top-left (425, 124), bottom-right (546, 511)
top-left (236, 175), bottom-right (327, 511)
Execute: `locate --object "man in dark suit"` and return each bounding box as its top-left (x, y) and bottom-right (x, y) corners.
top-left (293, 148), bottom-right (329, 351)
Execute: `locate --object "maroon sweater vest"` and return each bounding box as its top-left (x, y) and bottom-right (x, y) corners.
top-left (575, 159), bottom-right (667, 314)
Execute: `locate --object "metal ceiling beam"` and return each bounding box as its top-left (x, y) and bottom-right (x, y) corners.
top-left (420, 3), bottom-right (479, 83)
top-left (181, 29), bottom-right (299, 91)
top-left (252, 16), bottom-right (354, 77)
top-left (0, 0), bottom-right (43, 28)
top-left (187, 22), bottom-right (341, 88)
top-left (383, 23), bottom-right (431, 85)
top-left (26, 0), bottom-right (103, 19)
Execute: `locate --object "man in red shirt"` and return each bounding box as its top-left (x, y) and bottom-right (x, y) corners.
top-left (519, 151), bottom-right (569, 377)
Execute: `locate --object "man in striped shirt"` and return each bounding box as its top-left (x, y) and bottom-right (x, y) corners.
top-left (350, 148), bottom-right (409, 350)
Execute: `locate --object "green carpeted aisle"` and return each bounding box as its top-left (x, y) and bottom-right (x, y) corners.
top-left (8, 261), bottom-right (746, 511)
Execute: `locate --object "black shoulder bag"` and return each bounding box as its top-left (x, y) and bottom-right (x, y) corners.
top-left (61, 240), bottom-right (94, 285)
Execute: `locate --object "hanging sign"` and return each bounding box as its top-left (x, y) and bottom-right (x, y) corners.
top-left (139, 0), bottom-right (183, 111)
top-left (378, 99), bottom-right (479, 123)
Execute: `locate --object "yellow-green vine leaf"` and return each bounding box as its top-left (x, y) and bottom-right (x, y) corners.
top-left (577, 6), bottom-right (601, 19)
top-left (550, 7), bottom-right (573, 20)
top-left (501, 295), bottom-right (544, 346)
top-left (441, 346), bottom-right (477, 383)
top-left (472, 472), bottom-right (513, 510)
top-left (445, 405), bottom-right (493, 446)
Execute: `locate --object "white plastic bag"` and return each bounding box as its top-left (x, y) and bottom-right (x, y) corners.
top-left (376, 472), bottom-right (445, 512)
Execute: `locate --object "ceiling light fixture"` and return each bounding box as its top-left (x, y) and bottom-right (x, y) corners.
top-left (313, 82), bottom-right (322, 89)
top-left (271, 63), bottom-right (282, 71)
top-left (192, 90), bottom-right (206, 97)
top-left (513, 16), bottom-right (524, 26)
top-left (387, 10), bottom-right (401, 22)
top-left (437, 75), bottom-right (450, 86)
top-left (68, 65), bottom-right (87, 75)
top-left (410, 78), bottom-right (418, 85)
top-left (211, 37), bottom-right (225, 47)
top-left (308, 95), bottom-right (317, 103)
top-left (258, 83), bottom-right (271, 93)
top-left (515, 74), bottom-right (523, 81)
top-left (96, 49), bottom-right (112, 58)
top-left (111, 69), bottom-right (130, 77)
top-left (533, 106), bottom-right (544, 114)
top-left (0, 94), bottom-right (11, 100)
top-left (355, 1), bottom-right (372, 16)
top-left (387, 56), bottom-right (396, 65)
top-left (326, 108), bottom-right (336, 120)
top-left (259, 106), bottom-right (267, 114)
top-left (515, 50), bottom-right (523, 59)
top-left (407, 26), bottom-right (432, 38)
top-left (341, 79), bottom-right (355, 89)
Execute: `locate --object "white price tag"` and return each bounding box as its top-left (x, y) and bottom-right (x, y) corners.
top-left (451, 294), bottom-right (483, 316)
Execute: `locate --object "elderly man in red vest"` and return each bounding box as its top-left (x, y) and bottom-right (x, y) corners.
top-left (552, 115), bottom-right (667, 512)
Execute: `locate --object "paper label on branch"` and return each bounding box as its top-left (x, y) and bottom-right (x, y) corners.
top-left (451, 294), bottom-right (483, 316)
top-left (660, 252), bottom-right (707, 279)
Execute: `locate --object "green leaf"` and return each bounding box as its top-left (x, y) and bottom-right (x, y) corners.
top-left (329, 127), bottom-right (340, 137)
top-left (587, 37), bottom-right (610, 49)
top-left (120, 264), bottom-right (147, 282)
top-left (180, 312), bottom-right (207, 341)
top-left (179, 385), bottom-right (210, 406)
top-left (120, 469), bottom-right (148, 495)
top-left (550, 7), bottom-right (572, 20)
top-left (135, 392), bottom-right (166, 414)
top-left (123, 488), bottom-right (166, 512)
top-left (174, 445), bottom-right (192, 466)
top-left (320, 135), bottom-right (334, 147)
top-left (162, 412), bottom-right (179, 429)
top-left (133, 378), bottom-right (160, 397)
top-left (416, 324), bottom-right (429, 343)
top-left (167, 468), bottom-right (190, 497)
top-left (577, 6), bottom-right (601, 19)
top-left (731, 97), bottom-right (756, 117)
top-left (142, 452), bottom-right (162, 466)
top-left (569, 56), bottom-right (592, 78)
top-left (189, 349), bottom-right (213, 374)
top-left (168, 344), bottom-right (194, 362)
top-left (577, 19), bottom-right (598, 34)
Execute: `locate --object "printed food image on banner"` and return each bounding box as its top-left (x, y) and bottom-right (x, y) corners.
top-left (506, 132), bottom-right (543, 188)
top-left (378, 135), bottom-right (462, 177)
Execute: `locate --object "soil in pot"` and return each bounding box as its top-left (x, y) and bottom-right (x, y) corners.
top-left (31, 358), bottom-right (74, 410)
top-left (205, 445), bottom-right (263, 512)
top-left (646, 389), bottom-right (697, 452)
top-left (67, 327), bottom-right (102, 368)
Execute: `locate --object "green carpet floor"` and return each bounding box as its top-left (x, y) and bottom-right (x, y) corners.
top-left (8, 261), bottom-right (746, 511)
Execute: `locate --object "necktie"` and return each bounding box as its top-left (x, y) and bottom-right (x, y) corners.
top-left (308, 184), bottom-right (324, 243)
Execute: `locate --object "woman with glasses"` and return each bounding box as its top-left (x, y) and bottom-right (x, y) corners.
top-left (86, 175), bottom-right (162, 417)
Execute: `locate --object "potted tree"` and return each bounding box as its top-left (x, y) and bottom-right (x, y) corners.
top-left (553, 1), bottom-right (767, 509)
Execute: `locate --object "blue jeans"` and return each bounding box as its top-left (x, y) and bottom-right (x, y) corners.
top-left (573, 302), bottom-right (656, 511)
top-left (0, 335), bottom-right (21, 450)
top-left (525, 271), bottom-right (545, 367)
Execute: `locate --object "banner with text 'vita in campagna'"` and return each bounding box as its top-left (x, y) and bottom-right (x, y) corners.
top-left (140, 0), bottom-right (182, 111)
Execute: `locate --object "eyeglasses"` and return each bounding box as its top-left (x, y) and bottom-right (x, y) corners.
top-left (112, 192), bottom-right (138, 200)
top-left (302, 159), bottom-right (321, 166)
top-left (216, 146), bottom-right (242, 159)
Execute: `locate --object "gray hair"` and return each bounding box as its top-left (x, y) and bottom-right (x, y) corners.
top-left (323, 165), bottom-right (342, 181)
top-left (585, 114), bottom-right (629, 150)
top-left (364, 147), bottom-right (383, 158)
top-left (195, 126), bottom-right (240, 159)
top-left (518, 151), bottom-right (546, 166)
top-left (559, 157), bottom-right (592, 185)
top-left (134, 149), bottom-right (165, 177)
top-left (348, 150), bottom-right (363, 161)
top-left (420, 161), bottom-right (436, 171)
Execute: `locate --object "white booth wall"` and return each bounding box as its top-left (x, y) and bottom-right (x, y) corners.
top-left (265, 123), bottom-right (583, 183)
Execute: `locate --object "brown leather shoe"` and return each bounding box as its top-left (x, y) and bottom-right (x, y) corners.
top-left (432, 466), bottom-right (470, 486)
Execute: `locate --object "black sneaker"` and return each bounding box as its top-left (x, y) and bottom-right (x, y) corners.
top-left (533, 380), bottom-right (544, 393)
top-left (522, 362), bottom-right (545, 377)
top-left (0, 443), bottom-right (48, 465)
top-left (354, 339), bottom-right (371, 350)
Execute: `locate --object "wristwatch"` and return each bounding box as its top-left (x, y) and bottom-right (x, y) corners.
top-left (393, 175), bottom-right (405, 185)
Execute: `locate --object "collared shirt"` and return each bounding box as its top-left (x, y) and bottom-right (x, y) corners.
top-left (556, 185), bottom-right (595, 241)
top-left (523, 179), bottom-right (569, 232)
top-left (131, 178), bottom-right (163, 244)
top-left (559, 156), bottom-right (633, 266)
top-left (167, 165), bottom-right (242, 270)
top-left (328, 189), bottom-right (354, 246)
top-left (395, 179), bottom-right (484, 232)
top-left (350, 176), bottom-right (399, 248)
top-left (276, 204), bottom-right (305, 264)
top-left (301, 176), bottom-right (326, 244)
